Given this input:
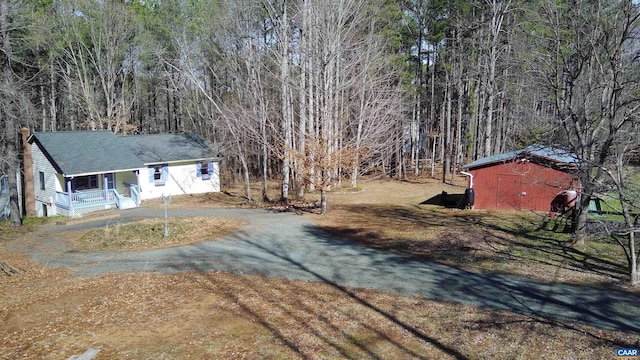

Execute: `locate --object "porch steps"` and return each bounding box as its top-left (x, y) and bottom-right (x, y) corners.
top-left (117, 197), bottom-right (137, 210)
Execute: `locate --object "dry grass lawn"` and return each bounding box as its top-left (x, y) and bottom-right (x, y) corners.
top-left (308, 178), bottom-right (634, 291)
top-left (69, 217), bottom-right (245, 251)
top-left (1, 176), bottom-right (638, 359)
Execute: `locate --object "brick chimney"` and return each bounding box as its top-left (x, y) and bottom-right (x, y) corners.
top-left (21, 128), bottom-right (36, 217)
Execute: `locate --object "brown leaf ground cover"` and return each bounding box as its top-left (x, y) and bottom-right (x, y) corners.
top-left (1, 177), bottom-right (638, 359)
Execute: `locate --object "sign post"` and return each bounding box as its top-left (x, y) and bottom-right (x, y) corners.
top-left (161, 193), bottom-right (172, 238)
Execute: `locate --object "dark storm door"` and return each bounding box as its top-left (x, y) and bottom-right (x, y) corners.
top-left (105, 173), bottom-right (115, 189)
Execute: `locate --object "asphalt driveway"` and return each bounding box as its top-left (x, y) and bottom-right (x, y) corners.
top-left (14, 207), bottom-right (640, 334)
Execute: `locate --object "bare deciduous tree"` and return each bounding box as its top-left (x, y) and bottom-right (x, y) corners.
top-left (530, 0), bottom-right (640, 245)
top-left (58, 0), bottom-right (138, 134)
top-left (600, 143), bottom-right (640, 285)
top-left (1, 0), bottom-right (35, 226)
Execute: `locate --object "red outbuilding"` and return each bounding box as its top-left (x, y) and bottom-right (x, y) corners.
top-left (461, 145), bottom-right (580, 212)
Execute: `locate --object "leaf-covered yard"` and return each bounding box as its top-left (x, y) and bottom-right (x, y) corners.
top-left (1, 178), bottom-right (638, 359)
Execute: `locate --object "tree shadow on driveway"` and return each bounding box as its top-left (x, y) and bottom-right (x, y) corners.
top-left (159, 224), bottom-right (637, 358)
top-left (315, 204), bottom-right (628, 284)
top-left (298, 225), bottom-right (640, 334)
top-left (165, 230), bottom-right (471, 360)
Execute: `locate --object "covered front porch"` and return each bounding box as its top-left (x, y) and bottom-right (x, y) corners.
top-left (54, 171), bottom-right (141, 217)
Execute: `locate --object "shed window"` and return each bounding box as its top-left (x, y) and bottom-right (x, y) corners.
top-left (39, 171), bottom-right (45, 191)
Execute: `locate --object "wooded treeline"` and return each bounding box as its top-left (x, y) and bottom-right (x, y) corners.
top-left (2, 0), bottom-right (640, 283)
top-left (1, 0), bottom-right (639, 207)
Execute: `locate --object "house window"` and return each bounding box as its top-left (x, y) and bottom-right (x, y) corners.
top-left (149, 164), bottom-right (168, 186)
top-left (154, 166), bottom-right (162, 181)
top-left (42, 204), bottom-right (48, 217)
top-left (39, 171), bottom-right (45, 191)
top-left (72, 175), bottom-right (99, 191)
top-left (197, 161), bottom-right (213, 180)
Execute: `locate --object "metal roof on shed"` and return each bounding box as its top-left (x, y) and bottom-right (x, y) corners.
top-left (462, 144), bottom-right (578, 170)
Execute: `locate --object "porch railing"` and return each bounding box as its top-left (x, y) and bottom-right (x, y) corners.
top-left (129, 184), bottom-right (140, 206)
top-left (112, 190), bottom-right (124, 209)
top-left (55, 187), bottom-right (140, 216)
top-left (54, 191), bottom-right (69, 206)
top-left (55, 189), bottom-right (117, 210)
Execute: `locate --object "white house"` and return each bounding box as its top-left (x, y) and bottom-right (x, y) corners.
top-left (27, 131), bottom-right (221, 217)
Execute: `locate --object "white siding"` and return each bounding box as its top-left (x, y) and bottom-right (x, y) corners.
top-left (139, 160), bottom-right (220, 200)
top-left (32, 143), bottom-right (62, 217)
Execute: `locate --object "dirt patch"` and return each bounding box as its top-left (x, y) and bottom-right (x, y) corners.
top-left (67, 217), bottom-right (246, 251)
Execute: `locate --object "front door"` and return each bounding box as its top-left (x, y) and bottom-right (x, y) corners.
top-left (105, 173), bottom-right (115, 190)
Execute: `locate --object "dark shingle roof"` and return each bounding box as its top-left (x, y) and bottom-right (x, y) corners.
top-left (462, 144), bottom-right (579, 170)
top-left (30, 131), bottom-right (219, 176)
top-left (120, 133), bottom-right (218, 164)
top-left (30, 131), bottom-right (144, 176)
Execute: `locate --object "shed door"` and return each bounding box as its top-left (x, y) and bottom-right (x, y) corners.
top-left (497, 174), bottom-right (522, 210)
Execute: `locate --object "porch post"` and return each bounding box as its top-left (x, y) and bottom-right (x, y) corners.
top-left (135, 170), bottom-right (141, 206)
top-left (66, 178), bottom-right (73, 215)
top-left (104, 174), bottom-right (108, 200)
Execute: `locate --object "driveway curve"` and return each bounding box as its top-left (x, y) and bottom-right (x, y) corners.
top-left (13, 207), bottom-right (640, 334)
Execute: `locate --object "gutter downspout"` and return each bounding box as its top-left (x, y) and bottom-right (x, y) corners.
top-left (460, 171), bottom-right (474, 189)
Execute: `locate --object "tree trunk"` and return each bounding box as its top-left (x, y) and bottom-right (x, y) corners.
top-left (66, 63), bottom-right (76, 130)
top-left (49, 58), bottom-right (57, 131)
top-left (571, 194), bottom-right (591, 245)
top-left (279, 0), bottom-right (292, 202)
top-left (1, 0), bottom-right (22, 226)
top-left (297, 9), bottom-right (307, 199)
top-left (631, 231), bottom-right (638, 286)
top-left (261, 113), bottom-right (269, 202)
top-left (40, 85), bottom-right (47, 131)
top-left (241, 156), bottom-right (251, 202)
top-left (454, 38), bottom-right (464, 180)
top-left (443, 70), bottom-right (452, 183)
top-left (8, 167), bottom-right (21, 226)
top-left (320, 188), bottom-right (327, 215)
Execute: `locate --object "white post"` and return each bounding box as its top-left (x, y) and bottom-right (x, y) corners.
top-left (135, 170), bottom-right (140, 206)
top-left (162, 193), bottom-right (171, 238)
top-left (104, 175), bottom-right (108, 200)
top-left (66, 178), bottom-right (73, 215)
